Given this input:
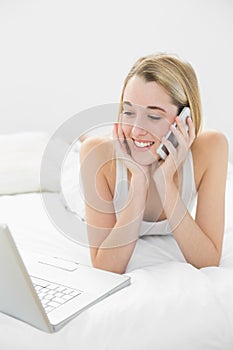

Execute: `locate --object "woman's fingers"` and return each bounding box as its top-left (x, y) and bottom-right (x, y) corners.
top-left (162, 136), bottom-right (177, 157)
top-left (170, 124), bottom-right (187, 152)
top-left (173, 116), bottom-right (195, 147)
top-left (187, 117), bottom-right (195, 145)
top-left (113, 121), bottom-right (131, 157)
top-left (113, 123), bottom-right (122, 154)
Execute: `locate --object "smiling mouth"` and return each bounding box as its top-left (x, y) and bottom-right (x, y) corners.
top-left (132, 138), bottom-right (155, 149)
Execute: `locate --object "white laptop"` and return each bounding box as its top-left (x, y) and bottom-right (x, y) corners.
top-left (0, 224), bottom-right (130, 332)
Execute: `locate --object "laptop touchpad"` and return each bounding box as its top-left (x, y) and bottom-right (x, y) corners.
top-left (38, 256), bottom-right (79, 272)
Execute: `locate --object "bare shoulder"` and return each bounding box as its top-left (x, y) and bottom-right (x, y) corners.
top-left (79, 135), bottom-right (117, 204)
top-left (79, 135), bottom-right (115, 164)
top-left (191, 130), bottom-right (229, 190)
top-left (192, 130), bottom-right (229, 163)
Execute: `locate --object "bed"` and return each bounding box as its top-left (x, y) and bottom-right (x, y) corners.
top-left (0, 130), bottom-right (233, 350)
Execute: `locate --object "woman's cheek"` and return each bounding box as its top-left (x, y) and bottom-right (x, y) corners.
top-left (152, 125), bottom-right (170, 142)
top-left (121, 124), bottom-right (131, 138)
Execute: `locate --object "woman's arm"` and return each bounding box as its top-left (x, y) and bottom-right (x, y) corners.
top-left (80, 137), bottom-right (148, 274)
top-left (156, 131), bottom-right (228, 268)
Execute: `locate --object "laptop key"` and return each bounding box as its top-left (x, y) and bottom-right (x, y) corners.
top-left (62, 294), bottom-right (74, 301)
top-left (53, 297), bottom-right (66, 305)
top-left (45, 306), bottom-right (54, 313)
top-left (70, 290), bottom-right (82, 297)
top-left (31, 277), bottom-right (50, 288)
top-left (30, 276), bottom-right (83, 312)
top-left (49, 301), bottom-right (60, 309)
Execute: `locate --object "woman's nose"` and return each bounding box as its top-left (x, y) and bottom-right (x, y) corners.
top-left (131, 114), bottom-right (148, 135)
top-left (131, 124), bottom-right (147, 137)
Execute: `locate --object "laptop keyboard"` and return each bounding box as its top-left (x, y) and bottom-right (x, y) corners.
top-left (31, 276), bottom-right (83, 314)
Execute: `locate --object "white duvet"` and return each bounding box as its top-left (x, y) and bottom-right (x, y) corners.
top-left (0, 177), bottom-right (233, 350)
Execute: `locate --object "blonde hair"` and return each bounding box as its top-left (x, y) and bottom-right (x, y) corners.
top-left (119, 53), bottom-right (203, 136)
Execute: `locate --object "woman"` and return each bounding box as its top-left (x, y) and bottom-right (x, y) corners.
top-left (80, 53), bottom-right (228, 274)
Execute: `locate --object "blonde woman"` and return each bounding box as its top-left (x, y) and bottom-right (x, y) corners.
top-left (80, 53), bottom-right (228, 274)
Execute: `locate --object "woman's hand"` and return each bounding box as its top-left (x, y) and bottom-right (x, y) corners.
top-left (112, 121), bottom-right (151, 187)
top-left (153, 116), bottom-right (195, 186)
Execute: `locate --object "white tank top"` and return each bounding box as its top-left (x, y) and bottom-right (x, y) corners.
top-left (113, 150), bottom-right (197, 236)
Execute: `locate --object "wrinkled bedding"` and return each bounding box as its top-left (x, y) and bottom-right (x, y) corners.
top-left (0, 188), bottom-right (233, 350)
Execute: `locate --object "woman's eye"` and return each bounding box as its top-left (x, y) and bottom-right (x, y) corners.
top-left (147, 115), bottom-right (161, 120)
top-left (123, 111), bottom-right (134, 117)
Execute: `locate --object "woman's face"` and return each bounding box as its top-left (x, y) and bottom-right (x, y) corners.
top-left (121, 75), bottom-right (179, 165)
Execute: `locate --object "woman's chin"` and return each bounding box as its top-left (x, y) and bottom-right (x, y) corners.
top-left (131, 150), bottom-right (159, 166)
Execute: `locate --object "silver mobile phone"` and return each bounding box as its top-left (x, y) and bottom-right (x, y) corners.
top-left (156, 107), bottom-right (191, 160)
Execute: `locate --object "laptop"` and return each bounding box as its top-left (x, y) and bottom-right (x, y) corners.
top-left (0, 224), bottom-right (130, 332)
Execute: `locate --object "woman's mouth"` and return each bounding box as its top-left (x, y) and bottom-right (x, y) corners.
top-left (132, 138), bottom-right (155, 151)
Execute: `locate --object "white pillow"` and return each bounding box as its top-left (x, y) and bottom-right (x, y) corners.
top-left (61, 141), bottom-right (86, 220)
top-left (0, 132), bottom-right (50, 194)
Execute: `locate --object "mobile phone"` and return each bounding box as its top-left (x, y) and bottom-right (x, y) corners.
top-left (156, 107), bottom-right (191, 160)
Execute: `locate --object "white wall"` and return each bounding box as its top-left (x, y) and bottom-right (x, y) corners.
top-left (0, 0), bottom-right (232, 160)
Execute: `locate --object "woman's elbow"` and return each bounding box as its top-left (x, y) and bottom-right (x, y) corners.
top-left (194, 255), bottom-right (221, 269)
top-left (91, 257), bottom-right (125, 275)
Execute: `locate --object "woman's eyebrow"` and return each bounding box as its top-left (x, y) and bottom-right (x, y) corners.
top-left (146, 105), bottom-right (166, 112)
top-left (122, 101), bottom-right (132, 107)
top-left (123, 101), bottom-right (166, 112)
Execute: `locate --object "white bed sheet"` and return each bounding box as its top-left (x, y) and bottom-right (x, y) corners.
top-left (0, 191), bottom-right (233, 350)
